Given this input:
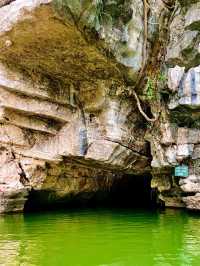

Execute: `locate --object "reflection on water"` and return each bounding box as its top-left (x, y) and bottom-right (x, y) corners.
top-left (0, 209), bottom-right (200, 266)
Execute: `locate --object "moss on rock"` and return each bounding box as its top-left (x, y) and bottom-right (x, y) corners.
top-left (0, 5), bottom-right (123, 97)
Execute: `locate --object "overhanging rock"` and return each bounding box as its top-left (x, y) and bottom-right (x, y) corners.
top-left (0, 0), bottom-right (151, 212)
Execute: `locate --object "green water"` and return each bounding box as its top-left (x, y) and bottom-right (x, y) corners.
top-left (0, 208), bottom-right (200, 266)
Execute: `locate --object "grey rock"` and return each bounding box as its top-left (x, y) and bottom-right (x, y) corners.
top-left (185, 2), bottom-right (200, 30)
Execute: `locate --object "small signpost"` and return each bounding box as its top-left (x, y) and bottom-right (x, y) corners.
top-left (174, 165), bottom-right (189, 178)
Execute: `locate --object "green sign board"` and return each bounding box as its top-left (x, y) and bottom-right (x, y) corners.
top-left (174, 165), bottom-right (189, 178)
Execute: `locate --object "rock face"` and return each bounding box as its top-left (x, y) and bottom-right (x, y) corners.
top-left (150, 0), bottom-right (200, 211)
top-left (0, 0), bottom-right (200, 212)
top-left (0, 0), bottom-right (151, 212)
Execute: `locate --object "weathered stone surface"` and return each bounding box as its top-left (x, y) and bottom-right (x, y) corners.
top-left (0, 107), bottom-right (59, 134)
top-left (185, 2), bottom-right (200, 30)
top-left (167, 0), bottom-right (200, 66)
top-left (0, 63), bottom-right (71, 105)
top-left (55, 0), bottom-right (144, 79)
top-left (181, 182), bottom-right (200, 193)
top-left (192, 145), bottom-right (200, 159)
top-left (1, 0), bottom-right (200, 212)
top-left (0, 0), bottom-right (52, 35)
top-left (182, 193), bottom-right (200, 210)
top-left (0, 0), bottom-right (155, 212)
top-left (178, 0), bottom-right (199, 7)
top-left (160, 123), bottom-right (176, 145)
top-left (0, 187), bottom-right (29, 213)
top-left (169, 66), bottom-right (200, 109)
top-left (0, 124), bottom-right (30, 147)
top-left (161, 1), bottom-right (200, 210)
top-left (146, 0), bottom-right (200, 211)
top-left (168, 66), bottom-right (185, 93)
top-left (0, 86), bottom-right (72, 122)
top-left (150, 140), bottom-right (169, 168)
top-left (166, 4), bottom-right (200, 68)
top-left (177, 144), bottom-right (194, 159)
top-left (165, 146), bottom-right (177, 165)
top-left (0, 146), bottom-right (30, 212)
top-left (159, 195), bottom-right (185, 208)
top-left (151, 174), bottom-right (171, 193)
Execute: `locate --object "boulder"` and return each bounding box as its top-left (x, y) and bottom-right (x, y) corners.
top-left (182, 193), bottom-right (200, 210)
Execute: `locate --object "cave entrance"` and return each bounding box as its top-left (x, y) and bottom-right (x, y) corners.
top-left (86, 173), bottom-right (157, 209)
top-left (106, 174), bottom-right (156, 208)
top-left (24, 174), bottom-right (157, 212)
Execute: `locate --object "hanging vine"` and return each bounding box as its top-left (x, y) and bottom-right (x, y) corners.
top-left (131, 0), bottom-right (175, 123)
top-left (132, 91), bottom-right (158, 122)
top-left (130, 0), bottom-right (158, 122)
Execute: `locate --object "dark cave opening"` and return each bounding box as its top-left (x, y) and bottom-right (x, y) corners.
top-left (24, 174), bottom-right (157, 212)
top-left (106, 174), bottom-right (157, 208)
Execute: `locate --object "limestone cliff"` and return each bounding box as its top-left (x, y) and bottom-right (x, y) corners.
top-left (0, 0), bottom-right (199, 212)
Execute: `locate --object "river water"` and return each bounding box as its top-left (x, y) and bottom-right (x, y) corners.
top-left (0, 208), bottom-right (200, 266)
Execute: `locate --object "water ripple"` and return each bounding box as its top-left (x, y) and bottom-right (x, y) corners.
top-left (0, 209), bottom-right (199, 266)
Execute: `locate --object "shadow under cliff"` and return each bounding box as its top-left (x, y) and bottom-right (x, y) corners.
top-left (24, 174), bottom-right (157, 212)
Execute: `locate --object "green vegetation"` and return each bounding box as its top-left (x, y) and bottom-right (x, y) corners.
top-left (145, 77), bottom-right (155, 100)
top-left (53, 0), bottom-right (105, 31)
top-left (158, 72), bottom-right (167, 83)
top-left (144, 72), bottom-right (167, 101)
top-left (88, 0), bottom-right (104, 31)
